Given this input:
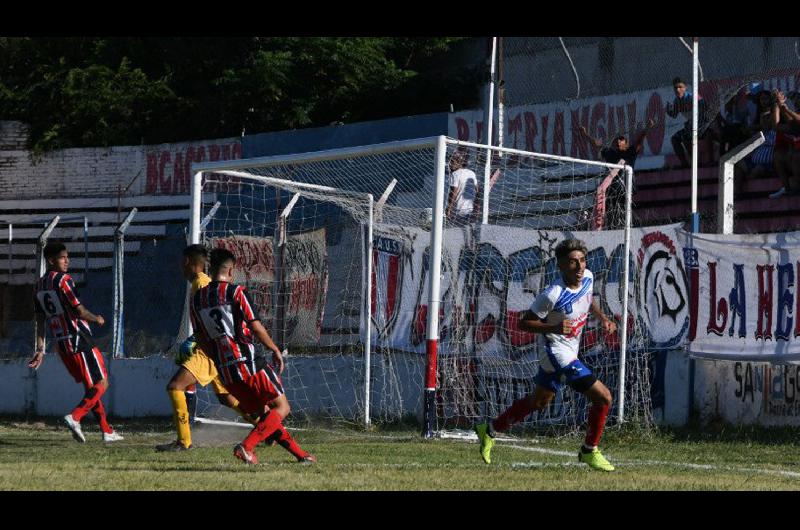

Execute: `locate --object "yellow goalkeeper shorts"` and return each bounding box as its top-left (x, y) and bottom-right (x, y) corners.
top-left (181, 347), bottom-right (229, 396)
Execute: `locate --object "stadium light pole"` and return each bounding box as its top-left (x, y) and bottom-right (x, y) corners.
top-left (497, 37), bottom-right (504, 156)
top-left (688, 37), bottom-right (700, 421)
top-left (690, 37), bottom-right (699, 233)
top-left (482, 37), bottom-right (497, 225)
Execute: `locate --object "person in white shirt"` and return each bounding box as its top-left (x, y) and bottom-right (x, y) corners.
top-left (474, 238), bottom-right (619, 471)
top-left (446, 149), bottom-right (478, 226)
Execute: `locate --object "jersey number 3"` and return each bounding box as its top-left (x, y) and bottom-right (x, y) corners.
top-left (200, 307), bottom-right (233, 339)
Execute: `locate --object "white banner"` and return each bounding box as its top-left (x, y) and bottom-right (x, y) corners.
top-left (369, 223), bottom-right (688, 359)
top-left (210, 235), bottom-right (277, 331)
top-left (681, 231), bottom-right (800, 362)
top-left (210, 229), bottom-right (328, 346)
top-left (283, 228), bottom-right (328, 345)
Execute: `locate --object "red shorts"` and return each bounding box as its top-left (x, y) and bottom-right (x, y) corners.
top-left (56, 339), bottom-right (108, 386)
top-left (226, 366), bottom-right (285, 415)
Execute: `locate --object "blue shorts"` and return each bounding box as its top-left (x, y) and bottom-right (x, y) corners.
top-left (534, 359), bottom-right (597, 394)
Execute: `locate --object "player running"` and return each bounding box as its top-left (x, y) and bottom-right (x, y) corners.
top-left (190, 248), bottom-right (315, 465)
top-left (156, 244), bottom-right (259, 452)
top-left (474, 238), bottom-right (618, 471)
top-left (28, 242), bottom-right (123, 443)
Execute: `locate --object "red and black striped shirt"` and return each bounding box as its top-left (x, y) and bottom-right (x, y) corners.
top-left (189, 281), bottom-right (264, 386)
top-left (34, 271), bottom-right (93, 344)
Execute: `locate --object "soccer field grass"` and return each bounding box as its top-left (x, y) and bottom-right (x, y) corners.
top-left (1, 418), bottom-right (799, 491)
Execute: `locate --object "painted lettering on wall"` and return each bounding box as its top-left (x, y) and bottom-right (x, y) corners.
top-left (733, 362), bottom-right (800, 417)
top-left (145, 141), bottom-right (242, 195)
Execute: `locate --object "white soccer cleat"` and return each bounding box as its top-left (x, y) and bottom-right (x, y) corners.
top-left (103, 431), bottom-right (124, 443)
top-left (63, 414), bottom-right (86, 443)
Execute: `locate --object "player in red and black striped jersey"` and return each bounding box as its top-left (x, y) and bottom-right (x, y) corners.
top-left (190, 247), bottom-right (315, 465)
top-left (28, 242), bottom-right (122, 443)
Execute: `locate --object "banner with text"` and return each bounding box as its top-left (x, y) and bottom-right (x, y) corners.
top-left (370, 223), bottom-right (688, 360)
top-left (450, 69), bottom-right (800, 171)
top-left (682, 231), bottom-right (800, 362)
top-left (210, 228), bottom-right (328, 345)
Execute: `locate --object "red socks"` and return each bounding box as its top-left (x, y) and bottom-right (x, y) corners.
top-left (584, 404), bottom-right (610, 448)
top-left (492, 397), bottom-right (536, 433)
top-left (242, 409), bottom-right (282, 452)
top-left (273, 426), bottom-right (309, 460)
top-left (242, 409), bottom-right (309, 460)
top-left (71, 383), bottom-right (107, 423)
top-left (90, 400), bottom-right (114, 434)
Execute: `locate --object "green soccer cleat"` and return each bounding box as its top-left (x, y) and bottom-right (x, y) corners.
top-left (578, 447), bottom-right (615, 471)
top-left (475, 423), bottom-right (495, 464)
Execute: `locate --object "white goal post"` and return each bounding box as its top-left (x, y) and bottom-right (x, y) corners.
top-left (187, 136), bottom-right (639, 436)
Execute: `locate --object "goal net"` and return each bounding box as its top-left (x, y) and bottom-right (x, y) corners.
top-left (186, 137), bottom-right (653, 436)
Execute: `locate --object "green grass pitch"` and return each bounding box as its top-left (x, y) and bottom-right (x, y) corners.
top-left (1, 418), bottom-right (799, 490)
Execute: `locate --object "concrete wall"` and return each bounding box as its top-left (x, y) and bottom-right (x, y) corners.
top-left (0, 121), bottom-right (242, 200)
top-left (0, 347), bottom-right (688, 427)
top-left (694, 359), bottom-right (800, 426)
top-left (0, 353), bottom-right (424, 421)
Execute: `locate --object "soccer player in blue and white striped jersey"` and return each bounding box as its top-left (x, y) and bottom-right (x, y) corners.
top-left (475, 239), bottom-right (618, 471)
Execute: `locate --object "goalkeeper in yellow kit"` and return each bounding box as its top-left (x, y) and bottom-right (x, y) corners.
top-left (156, 244), bottom-right (257, 451)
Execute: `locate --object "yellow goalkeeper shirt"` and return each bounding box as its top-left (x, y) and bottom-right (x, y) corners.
top-left (192, 271), bottom-right (211, 294)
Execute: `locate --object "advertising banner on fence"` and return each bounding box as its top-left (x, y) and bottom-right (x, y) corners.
top-left (450, 69), bottom-right (800, 172)
top-left (210, 235), bottom-right (277, 331)
top-left (282, 228), bottom-right (328, 345)
top-left (210, 229), bottom-right (328, 346)
top-left (681, 231), bottom-right (800, 362)
top-left (370, 223), bottom-right (688, 359)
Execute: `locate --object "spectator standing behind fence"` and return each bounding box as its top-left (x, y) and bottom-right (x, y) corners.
top-left (446, 149), bottom-right (479, 226)
top-left (718, 84), bottom-right (759, 158)
top-left (737, 88), bottom-right (779, 197)
top-left (666, 77), bottom-right (708, 169)
top-left (770, 89), bottom-right (800, 198)
top-left (579, 118), bottom-right (655, 229)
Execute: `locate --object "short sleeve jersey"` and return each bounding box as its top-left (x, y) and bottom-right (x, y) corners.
top-left (189, 281), bottom-right (263, 385)
top-left (34, 271), bottom-right (92, 342)
top-left (449, 168), bottom-right (478, 216)
top-left (530, 269), bottom-right (594, 372)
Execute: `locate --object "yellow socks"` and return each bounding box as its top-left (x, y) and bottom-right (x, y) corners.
top-left (168, 389), bottom-right (192, 448)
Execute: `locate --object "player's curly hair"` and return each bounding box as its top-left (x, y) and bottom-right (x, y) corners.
top-left (555, 239), bottom-right (588, 263)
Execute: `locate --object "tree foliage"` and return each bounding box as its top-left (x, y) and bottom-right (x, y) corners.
top-left (0, 37), bottom-right (482, 152)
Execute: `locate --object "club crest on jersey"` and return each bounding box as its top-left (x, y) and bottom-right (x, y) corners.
top-left (372, 235), bottom-right (408, 338)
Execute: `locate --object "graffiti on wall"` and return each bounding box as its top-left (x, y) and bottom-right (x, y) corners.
top-left (733, 362), bottom-right (800, 417)
top-left (146, 141), bottom-right (242, 195)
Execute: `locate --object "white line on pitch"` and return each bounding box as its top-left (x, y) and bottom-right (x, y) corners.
top-left (504, 444), bottom-right (800, 479)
